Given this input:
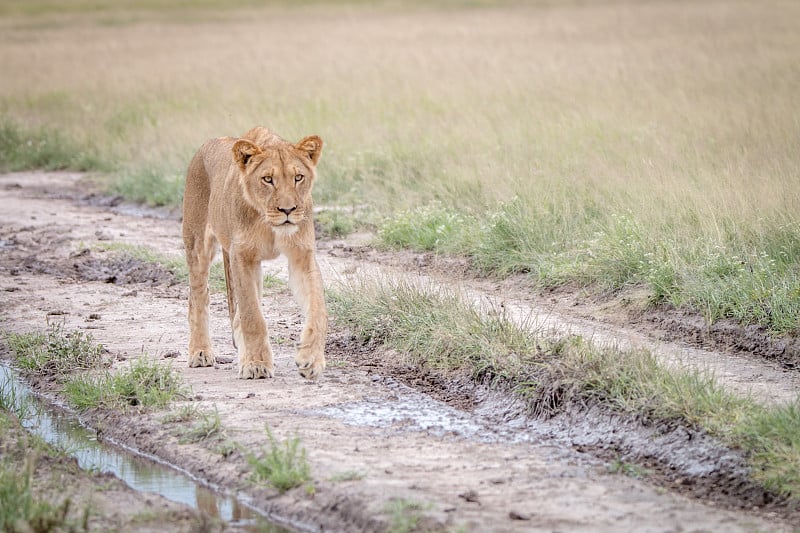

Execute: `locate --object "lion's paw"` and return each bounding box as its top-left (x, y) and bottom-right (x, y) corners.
top-left (239, 360), bottom-right (274, 379)
top-left (295, 352), bottom-right (325, 380)
top-left (188, 348), bottom-right (215, 368)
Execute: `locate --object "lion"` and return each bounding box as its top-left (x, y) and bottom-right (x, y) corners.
top-left (182, 126), bottom-right (327, 380)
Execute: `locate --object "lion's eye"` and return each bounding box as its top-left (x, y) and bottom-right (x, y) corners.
top-left (262, 176), bottom-right (273, 185)
top-left (294, 174), bottom-right (304, 183)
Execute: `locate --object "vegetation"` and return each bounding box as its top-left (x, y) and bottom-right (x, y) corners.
top-left (383, 498), bottom-right (430, 533)
top-left (0, 118), bottom-right (106, 173)
top-left (5, 324), bottom-right (182, 411)
top-left (175, 407), bottom-right (224, 444)
top-left (1, 1), bottom-right (797, 332)
top-left (246, 425), bottom-right (311, 494)
top-left (5, 323), bottom-right (107, 378)
top-left (64, 357), bottom-right (185, 411)
top-left (329, 279), bottom-right (800, 499)
top-left (0, 412), bottom-right (90, 533)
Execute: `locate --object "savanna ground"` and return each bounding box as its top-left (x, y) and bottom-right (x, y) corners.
top-left (1, 1), bottom-right (799, 531)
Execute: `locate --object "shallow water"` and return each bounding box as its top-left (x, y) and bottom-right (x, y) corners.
top-left (0, 363), bottom-right (292, 532)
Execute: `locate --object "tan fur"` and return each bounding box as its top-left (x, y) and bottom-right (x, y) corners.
top-left (182, 126), bottom-right (327, 380)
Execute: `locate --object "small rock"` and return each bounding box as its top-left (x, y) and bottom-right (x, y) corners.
top-left (245, 392), bottom-right (256, 399)
top-left (458, 490), bottom-right (480, 504)
top-left (88, 313), bottom-right (101, 320)
top-left (509, 510), bottom-right (531, 521)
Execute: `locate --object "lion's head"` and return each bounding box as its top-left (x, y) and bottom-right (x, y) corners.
top-left (232, 130), bottom-right (323, 237)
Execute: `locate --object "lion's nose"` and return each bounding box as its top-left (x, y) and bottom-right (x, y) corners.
top-left (277, 206), bottom-right (297, 215)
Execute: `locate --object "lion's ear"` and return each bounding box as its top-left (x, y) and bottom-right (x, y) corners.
top-left (232, 139), bottom-right (261, 171)
top-left (295, 135), bottom-right (323, 165)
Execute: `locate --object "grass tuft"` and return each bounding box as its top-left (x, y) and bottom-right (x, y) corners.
top-left (246, 425), bottom-right (311, 494)
top-left (383, 498), bottom-right (430, 533)
top-left (5, 323), bottom-right (107, 378)
top-left (64, 357), bottom-right (185, 411)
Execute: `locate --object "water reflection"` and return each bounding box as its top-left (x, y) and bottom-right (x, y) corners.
top-left (0, 364), bottom-right (291, 532)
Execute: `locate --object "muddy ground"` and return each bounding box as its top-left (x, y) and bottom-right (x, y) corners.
top-left (0, 171), bottom-right (798, 532)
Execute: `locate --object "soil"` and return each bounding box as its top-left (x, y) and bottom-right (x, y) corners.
top-left (0, 171), bottom-right (798, 532)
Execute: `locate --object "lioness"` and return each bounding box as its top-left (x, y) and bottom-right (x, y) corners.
top-left (182, 126), bottom-right (327, 380)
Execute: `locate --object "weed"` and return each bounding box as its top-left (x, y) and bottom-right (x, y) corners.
top-left (607, 458), bottom-right (652, 479)
top-left (161, 403), bottom-right (200, 424)
top-left (5, 323), bottom-right (107, 378)
top-left (246, 425), bottom-right (311, 494)
top-left (383, 498), bottom-right (430, 533)
top-left (65, 357), bottom-right (185, 411)
top-left (328, 470), bottom-right (365, 482)
top-left (176, 407), bottom-right (224, 444)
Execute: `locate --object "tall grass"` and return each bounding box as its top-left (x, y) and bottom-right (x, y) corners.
top-left (329, 279), bottom-right (800, 499)
top-left (1, 1), bottom-right (798, 331)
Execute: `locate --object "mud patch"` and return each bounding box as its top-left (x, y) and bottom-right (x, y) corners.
top-left (640, 310), bottom-right (800, 370)
top-left (0, 222), bottom-right (178, 286)
top-left (68, 249), bottom-right (179, 286)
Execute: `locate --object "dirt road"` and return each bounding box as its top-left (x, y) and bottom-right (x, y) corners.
top-left (0, 172), bottom-right (795, 531)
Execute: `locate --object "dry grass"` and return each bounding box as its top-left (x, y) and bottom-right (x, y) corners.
top-left (1, 0), bottom-right (798, 328)
top-left (2, 1), bottom-right (797, 210)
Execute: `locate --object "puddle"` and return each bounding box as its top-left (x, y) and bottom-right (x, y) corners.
top-left (308, 378), bottom-right (545, 446)
top-left (0, 363), bottom-right (293, 532)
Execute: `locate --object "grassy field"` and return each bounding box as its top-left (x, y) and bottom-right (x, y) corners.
top-left (0, 0), bottom-right (798, 332)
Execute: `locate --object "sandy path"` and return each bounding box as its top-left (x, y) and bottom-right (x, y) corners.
top-left (0, 171), bottom-right (793, 532)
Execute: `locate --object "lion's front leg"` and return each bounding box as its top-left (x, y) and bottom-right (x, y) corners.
top-left (230, 252), bottom-right (274, 379)
top-left (286, 247), bottom-right (328, 380)
top-left (185, 231), bottom-right (217, 368)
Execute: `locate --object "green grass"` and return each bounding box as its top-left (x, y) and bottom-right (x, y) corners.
top-left (4, 323), bottom-right (107, 378)
top-left (0, 117), bottom-right (108, 173)
top-left (607, 458), bottom-right (652, 480)
top-left (328, 470), bottom-right (365, 482)
top-left (175, 407), bottom-right (224, 444)
top-left (383, 498), bottom-right (430, 533)
top-left (329, 279), bottom-right (800, 500)
top-left (246, 425), bottom-right (311, 494)
top-left (64, 357), bottom-right (185, 411)
top-left (377, 204), bottom-right (800, 335)
top-left (109, 166), bottom-right (185, 207)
